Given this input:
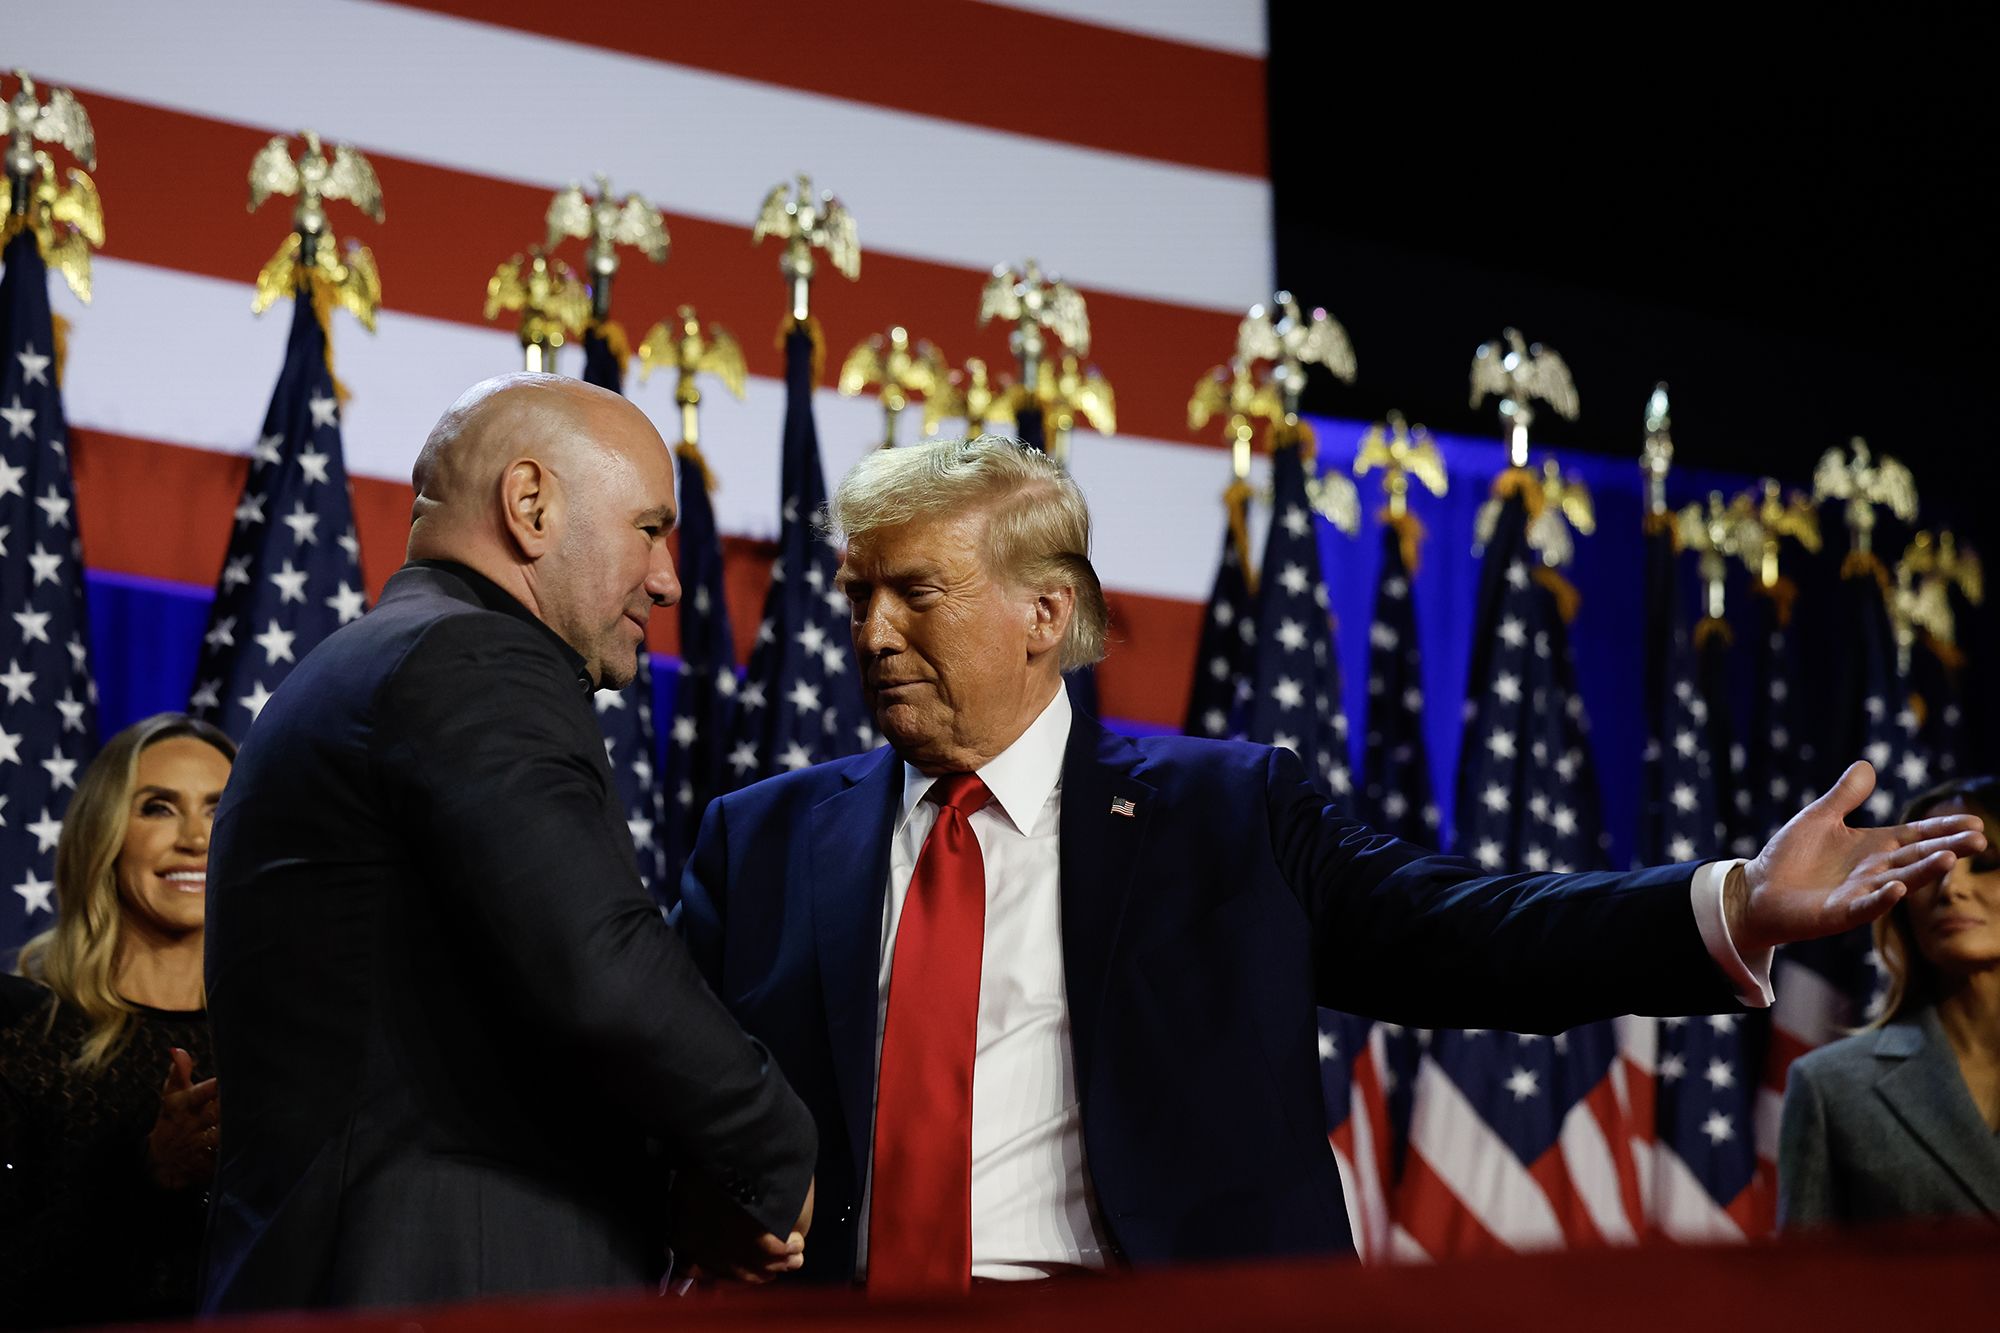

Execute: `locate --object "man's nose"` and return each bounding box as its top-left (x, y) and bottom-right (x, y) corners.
top-left (647, 548), bottom-right (681, 608)
top-left (853, 601), bottom-right (902, 656)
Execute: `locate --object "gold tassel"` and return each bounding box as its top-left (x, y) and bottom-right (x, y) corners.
top-left (1693, 616), bottom-right (1734, 652)
top-left (1223, 477), bottom-right (1257, 597)
top-left (1923, 632), bottom-right (1967, 675)
top-left (50, 310), bottom-right (70, 389)
top-left (674, 439), bottom-right (717, 496)
top-left (776, 313), bottom-right (826, 385)
top-left (587, 318), bottom-right (633, 379)
top-left (1643, 508), bottom-right (1680, 549)
top-left (1382, 508), bottom-right (1428, 578)
top-left (1532, 565), bottom-right (1582, 624)
top-left (1489, 465), bottom-right (1546, 519)
top-left (1752, 575), bottom-right (1799, 629)
top-left (1840, 548), bottom-right (1891, 598)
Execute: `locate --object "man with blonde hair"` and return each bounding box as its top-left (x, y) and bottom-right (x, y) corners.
top-left (678, 434), bottom-right (1984, 1292)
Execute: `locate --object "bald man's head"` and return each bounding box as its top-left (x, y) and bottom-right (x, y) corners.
top-left (407, 372), bottom-right (681, 689)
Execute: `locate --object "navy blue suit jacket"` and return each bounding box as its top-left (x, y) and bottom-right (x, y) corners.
top-left (678, 712), bottom-right (1739, 1279)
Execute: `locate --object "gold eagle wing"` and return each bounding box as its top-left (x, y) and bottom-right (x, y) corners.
top-left (247, 136), bottom-right (301, 213)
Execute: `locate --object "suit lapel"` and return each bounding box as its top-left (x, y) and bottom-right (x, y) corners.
top-left (812, 748), bottom-right (904, 1191)
top-left (1058, 716), bottom-right (1156, 1097)
top-left (1873, 1011), bottom-right (2000, 1216)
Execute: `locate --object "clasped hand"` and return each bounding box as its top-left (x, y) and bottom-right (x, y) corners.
top-left (146, 1046), bottom-right (220, 1191)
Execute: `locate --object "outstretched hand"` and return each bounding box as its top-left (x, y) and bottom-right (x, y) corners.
top-left (1729, 761), bottom-right (1987, 955)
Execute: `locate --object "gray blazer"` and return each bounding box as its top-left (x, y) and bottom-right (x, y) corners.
top-left (1778, 1006), bottom-right (2000, 1228)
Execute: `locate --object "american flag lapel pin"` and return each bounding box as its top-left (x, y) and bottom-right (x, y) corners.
top-left (1109, 796), bottom-right (1137, 818)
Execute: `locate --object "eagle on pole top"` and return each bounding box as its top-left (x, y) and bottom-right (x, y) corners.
top-left (1236, 291), bottom-right (1354, 422)
top-left (752, 173), bottom-right (859, 324)
top-left (1812, 436), bottom-right (1917, 560)
top-left (638, 305), bottom-right (746, 450)
top-left (246, 130), bottom-right (383, 329)
top-left (1, 71), bottom-right (103, 301)
top-left (1470, 328), bottom-right (1578, 467)
top-left (545, 174), bottom-right (668, 321)
top-left (979, 258), bottom-right (1089, 391)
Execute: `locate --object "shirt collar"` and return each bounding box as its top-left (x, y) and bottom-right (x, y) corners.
top-left (898, 684), bottom-right (1072, 837)
top-left (403, 558), bottom-right (594, 696)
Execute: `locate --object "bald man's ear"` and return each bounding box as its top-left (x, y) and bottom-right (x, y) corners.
top-left (500, 458), bottom-right (557, 559)
top-left (1026, 585), bottom-right (1074, 662)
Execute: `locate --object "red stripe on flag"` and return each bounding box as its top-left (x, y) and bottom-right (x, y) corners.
top-left (78, 92), bottom-right (1240, 453)
top-left (1582, 1075), bottom-right (1646, 1238)
top-left (71, 428), bottom-right (1201, 727)
top-left (1394, 1150), bottom-right (1509, 1260)
top-left (387, 0), bottom-right (1268, 179)
top-left (1525, 1150), bottom-right (1608, 1250)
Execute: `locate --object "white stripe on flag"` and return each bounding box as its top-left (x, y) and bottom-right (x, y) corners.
top-left (1405, 1058), bottom-right (1564, 1249)
top-left (1755, 1085), bottom-right (1785, 1165)
top-left (1648, 1143), bottom-right (1748, 1242)
top-left (1556, 1096), bottom-right (1637, 1243)
top-left (20, 0), bottom-right (1271, 313)
top-left (1770, 958), bottom-right (1849, 1048)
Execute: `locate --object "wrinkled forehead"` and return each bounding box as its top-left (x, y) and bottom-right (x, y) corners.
top-left (837, 504), bottom-right (994, 581)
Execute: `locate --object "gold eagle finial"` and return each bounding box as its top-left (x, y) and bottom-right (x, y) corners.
top-left (1471, 329), bottom-right (1579, 467)
top-left (924, 356), bottom-right (1017, 437)
top-left (1812, 436), bottom-right (1917, 560)
top-left (1034, 352), bottom-right (1116, 465)
top-left (1, 73), bottom-right (103, 301)
top-left (247, 130), bottom-right (384, 329)
top-left (979, 258), bottom-right (1091, 395)
top-left (1189, 358), bottom-right (1283, 481)
top-left (1354, 412), bottom-right (1448, 518)
top-left (753, 173), bottom-right (859, 324)
top-left (1675, 490), bottom-right (1762, 621)
top-left (484, 248), bottom-right (590, 373)
top-left (1236, 292), bottom-right (1355, 420)
top-left (637, 305), bottom-right (745, 450)
top-left (839, 326), bottom-right (950, 449)
top-left (545, 174), bottom-right (668, 321)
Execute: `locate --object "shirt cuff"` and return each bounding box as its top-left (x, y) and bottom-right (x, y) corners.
top-left (1690, 859), bottom-right (1773, 1008)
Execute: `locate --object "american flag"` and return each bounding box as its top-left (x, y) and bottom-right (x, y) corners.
top-left (1406, 479), bottom-right (1640, 1255)
top-left (724, 325), bottom-right (870, 784)
top-left (660, 432), bottom-right (736, 888)
top-left (188, 293), bottom-right (367, 739)
top-left (1238, 429), bottom-right (1350, 803)
top-left (0, 230), bottom-right (99, 959)
top-left (1634, 516), bottom-right (1770, 1238)
top-left (1357, 523), bottom-right (1437, 842)
top-left (580, 327), bottom-right (669, 898)
top-left (1180, 482), bottom-right (1255, 740)
top-left (1317, 1009), bottom-right (1396, 1262)
top-left (22, 7), bottom-right (1271, 744)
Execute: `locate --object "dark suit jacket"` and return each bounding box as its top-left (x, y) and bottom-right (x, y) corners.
top-left (1778, 1006), bottom-right (2000, 1228)
top-left (677, 711), bottom-right (1738, 1280)
top-left (202, 562), bottom-right (815, 1312)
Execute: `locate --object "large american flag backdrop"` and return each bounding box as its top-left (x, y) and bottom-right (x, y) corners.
top-left (7, 0), bottom-right (1920, 1263)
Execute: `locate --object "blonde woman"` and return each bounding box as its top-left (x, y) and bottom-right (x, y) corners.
top-left (1, 713), bottom-right (235, 1325)
top-left (1779, 775), bottom-right (2000, 1228)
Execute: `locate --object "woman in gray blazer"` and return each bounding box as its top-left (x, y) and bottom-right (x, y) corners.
top-left (1779, 775), bottom-right (2000, 1228)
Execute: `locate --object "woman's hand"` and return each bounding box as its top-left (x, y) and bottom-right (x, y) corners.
top-left (145, 1046), bottom-right (220, 1191)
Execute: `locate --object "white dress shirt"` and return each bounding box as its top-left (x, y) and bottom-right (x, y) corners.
top-left (854, 686), bottom-right (1774, 1281)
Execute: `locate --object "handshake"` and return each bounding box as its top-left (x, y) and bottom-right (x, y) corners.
top-left (674, 1173), bottom-right (817, 1285)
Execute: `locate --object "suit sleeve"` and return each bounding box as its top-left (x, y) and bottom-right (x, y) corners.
top-left (1776, 1060), bottom-right (1837, 1229)
top-left (374, 615), bottom-right (814, 1237)
top-left (676, 796), bottom-right (728, 993)
top-left (1263, 746), bottom-right (1740, 1031)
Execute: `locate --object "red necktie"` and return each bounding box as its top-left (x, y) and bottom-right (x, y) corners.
top-left (868, 773), bottom-right (991, 1294)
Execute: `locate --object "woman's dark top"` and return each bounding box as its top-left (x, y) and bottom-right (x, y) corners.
top-left (0, 979), bottom-right (212, 1329)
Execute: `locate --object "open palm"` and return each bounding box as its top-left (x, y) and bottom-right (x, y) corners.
top-left (1735, 762), bottom-right (1988, 954)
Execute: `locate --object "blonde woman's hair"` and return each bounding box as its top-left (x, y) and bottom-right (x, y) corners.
top-left (16, 713), bottom-right (236, 1072)
top-left (827, 435), bottom-right (1109, 671)
top-left (1869, 774), bottom-right (2000, 1027)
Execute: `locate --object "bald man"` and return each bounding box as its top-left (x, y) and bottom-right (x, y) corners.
top-left (202, 376), bottom-right (817, 1312)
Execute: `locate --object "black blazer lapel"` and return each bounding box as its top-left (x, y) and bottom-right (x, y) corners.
top-left (1873, 1010), bottom-right (2000, 1216)
top-left (1058, 714), bottom-right (1156, 1098)
top-left (811, 748), bottom-right (903, 1191)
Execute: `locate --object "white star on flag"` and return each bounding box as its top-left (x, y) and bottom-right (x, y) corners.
top-left (296, 447), bottom-right (331, 484)
top-left (254, 621), bottom-right (297, 665)
top-left (308, 393), bottom-right (339, 428)
top-left (282, 502), bottom-right (320, 546)
top-left (0, 397), bottom-right (34, 438)
top-left (15, 346), bottom-right (50, 385)
top-left (239, 680), bottom-right (276, 721)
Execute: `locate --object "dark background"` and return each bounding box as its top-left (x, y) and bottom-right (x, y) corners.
top-left (1268, 6), bottom-right (1998, 770)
